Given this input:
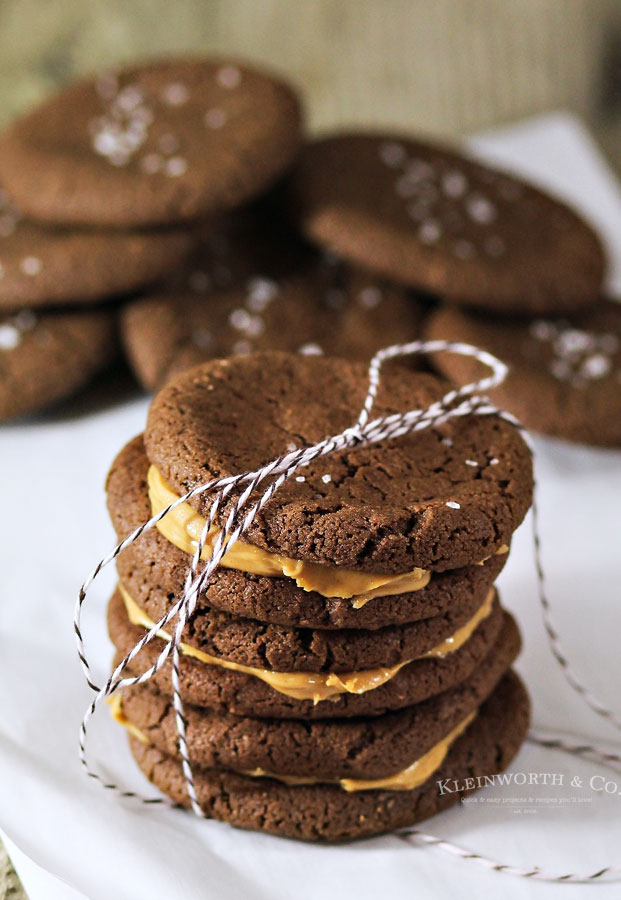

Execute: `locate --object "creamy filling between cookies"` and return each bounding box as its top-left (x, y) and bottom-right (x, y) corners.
top-left (108, 693), bottom-right (475, 793)
top-left (148, 464), bottom-right (431, 606)
top-left (118, 582), bottom-right (495, 703)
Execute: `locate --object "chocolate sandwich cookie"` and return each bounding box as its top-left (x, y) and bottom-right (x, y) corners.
top-left (0, 187), bottom-right (193, 310)
top-left (108, 593), bottom-right (518, 719)
top-left (285, 133), bottom-right (604, 314)
top-left (0, 307), bottom-right (116, 420)
top-left (126, 671), bottom-right (530, 841)
top-left (107, 436), bottom-right (507, 630)
top-left (116, 579), bottom-right (490, 673)
top-left (114, 637), bottom-right (514, 781)
top-left (426, 300), bottom-right (621, 447)
top-left (0, 59), bottom-right (302, 228)
top-left (121, 241), bottom-right (424, 391)
top-left (145, 353), bottom-right (533, 572)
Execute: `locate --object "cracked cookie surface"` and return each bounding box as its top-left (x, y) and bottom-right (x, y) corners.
top-left (145, 353), bottom-right (533, 571)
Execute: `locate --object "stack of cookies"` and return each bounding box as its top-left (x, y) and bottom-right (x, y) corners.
top-left (0, 58), bottom-right (303, 420)
top-left (105, 352), bottom-right (533, 841)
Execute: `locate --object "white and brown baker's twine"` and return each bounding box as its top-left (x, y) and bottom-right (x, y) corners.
top-left (75, 340), bottom-right (621, 883)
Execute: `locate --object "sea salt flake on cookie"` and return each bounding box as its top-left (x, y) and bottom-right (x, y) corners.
top-left (358, 286), bottom-right (382, 309)
top-left (140, 153), bottom-right (163, 174)
top-left (20, 256), bottom-right (42, 276)
top-left (466, 193), bottom-right (496, 225)
top-left (379, 141), bottom-right (407, 168)
top-left (204, 108), bottom-right (227, 129)
top-left (217, 66), bottom-right (242, 89)
top-left (247, 277), bottom-right (279, 307)
top-left (164, 156), bottom-right (188, 177)
top-left (0, 322), bottom-right (20, 350)
top-left (580, 353), bottom-right (610, 379)
top-left (442, 170), bottom-right (468, 198)
top-left (232, 339), bottom-right (252, 355)
top-left (160, 82), bottom-right (190, 106)
top-left (554, 328), bottom-right (593, 357)
top-left (229, 308), bottom-right (252, 331)
top-left (298, 342), bottom-right (323, 355)
top-left (419, 221), bottom-right (442, 245)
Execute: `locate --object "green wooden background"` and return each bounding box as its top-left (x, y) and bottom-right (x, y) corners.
top-left (0, 0), bottom-right (620, 160)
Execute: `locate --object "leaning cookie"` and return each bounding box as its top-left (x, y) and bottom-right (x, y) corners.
top-left (121, 225), bottom-right (424, 390)
top-left (0, 186), bottom-right (193, 310)
top-left (0, 59), bottom-right (302, 228)
top-left (0, 307), bottom-right (117, 421)
top-left (285, 132), bottom-right (604, 315)
top-left (425, 300), bottom-right (621, 447)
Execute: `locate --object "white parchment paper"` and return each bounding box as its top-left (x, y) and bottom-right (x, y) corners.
top-left (1, 113), bottom-right (620, 900)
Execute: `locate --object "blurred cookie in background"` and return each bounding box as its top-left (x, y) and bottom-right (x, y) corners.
top-left (0, 58), bottom-right (303, 228)
top-left (121, 221), bottom-right (425, 390)
top-left (285, 132), bottom-right (605, 315)
top-left (0, 186), bottom-right (193, 311)
top-left (425, 300), bottom-right (621, 447)
top-left (0, 307), bottom-right (118, 421)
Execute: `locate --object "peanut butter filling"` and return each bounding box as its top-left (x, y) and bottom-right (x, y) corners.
top-left (118, 582), bottom-right (494, 704)
top-left (108, 693), bottom-right (475, 793)
top-left (148, 465), bottom-right (431, 604)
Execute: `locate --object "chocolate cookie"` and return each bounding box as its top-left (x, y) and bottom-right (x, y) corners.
top-left (127, 671), bottom-right (529, 841)
top-left (0, 187), bottom-right (193, 310)
top-left (0, 59), bottom-right (302, 227)
top-left (121, 231), bottom-right (423, 391)
top-left (426, 300), bottom-right (621, 447)
top-left (107, 436), bottom-right (507, 630)
top-left (108, 593), bottom-right (518, 719)
top-left (285, 133), bottom-right (604, 314)
top-left (145, 353), bottom-right (533, 572)
top-left (119, 582), bottom-right (489, 673)
top-left (116, 636), bottom-right (513, 780)
top-left (0, 307), bottom-right (116, 420)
